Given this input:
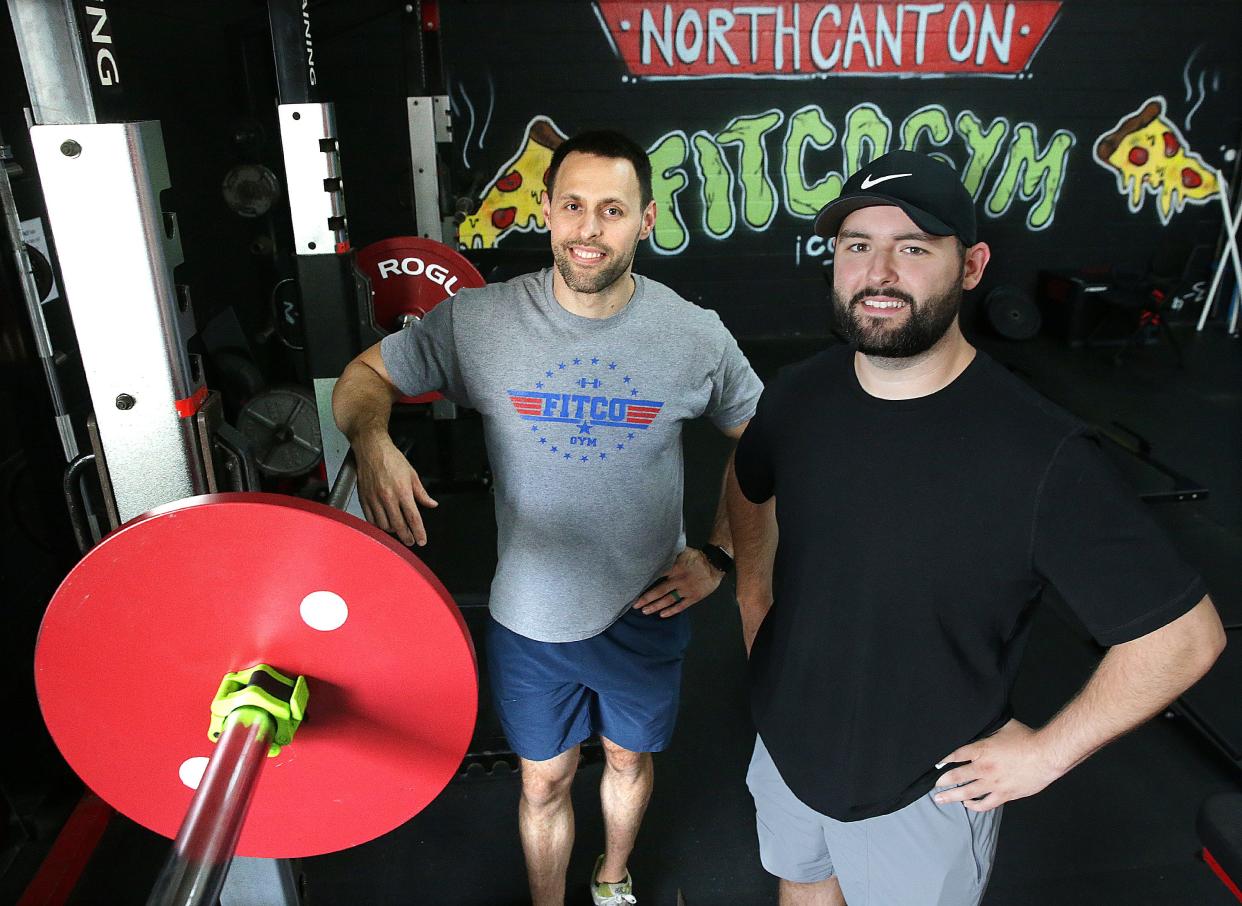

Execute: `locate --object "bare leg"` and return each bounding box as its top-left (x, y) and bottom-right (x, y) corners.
top-left (596, 736), bottom-right (654, 884)
top-left (779, 877), bottom-right (846, 905)
top-left (519, 746), bottom-right (581, 906)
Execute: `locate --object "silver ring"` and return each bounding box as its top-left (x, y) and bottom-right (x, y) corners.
top-left (670, 589), bottom-right (683, 604)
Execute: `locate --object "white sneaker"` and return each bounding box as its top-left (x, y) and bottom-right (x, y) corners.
top-left (590, 854), bottom-right (636, 905)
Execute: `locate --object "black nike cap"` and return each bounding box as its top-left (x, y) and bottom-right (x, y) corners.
top-left (813, 150), bottom-right (977, 245)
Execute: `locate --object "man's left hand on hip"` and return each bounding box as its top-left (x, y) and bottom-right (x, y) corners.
top-left (633, 548), bottom-right (726, 618)
top-left (932, 719), bottom-right (1063, 812)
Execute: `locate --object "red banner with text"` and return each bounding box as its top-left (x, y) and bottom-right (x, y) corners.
top-left (594, 2), bottom-right (1062, 79)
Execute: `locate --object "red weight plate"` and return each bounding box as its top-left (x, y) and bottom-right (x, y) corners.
top-left (355, 237), bottom-right (486, 405)
top-left (34, 493), bottom-right (477, 858)
top-left (355, 236), bottom-right (485, 333)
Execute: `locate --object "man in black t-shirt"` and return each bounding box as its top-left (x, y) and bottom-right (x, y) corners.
top-left (726, 150), bottom-right (1226, 906)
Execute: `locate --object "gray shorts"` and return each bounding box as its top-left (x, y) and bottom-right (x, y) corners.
top-left (746, 736), bottom-right (1002, 906)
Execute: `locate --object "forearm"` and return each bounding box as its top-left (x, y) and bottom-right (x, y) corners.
top-left (333, 359), bottom-right (399, 446)
top-left (724, 458), bottom-right (778, 646)
top-left (734, 506), bottom-right (776, 645)
top-left (707, 456), bottom-right (734, 551)
top-left (1035, 595), bottom-right (1224, 775)
top-left (725, 458), bottom-right (775, 596)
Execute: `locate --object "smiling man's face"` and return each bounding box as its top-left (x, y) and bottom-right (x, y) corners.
top-left (543, 151), bottom-right (655, 296)
top-left (832, 205), bottom-right (973, 358)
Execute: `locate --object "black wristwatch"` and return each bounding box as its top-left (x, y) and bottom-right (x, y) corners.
top-left (701, 543), bottom-right (734, 575)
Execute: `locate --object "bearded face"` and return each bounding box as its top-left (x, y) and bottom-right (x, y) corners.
top-left (832, 275), bottom-right (963, 358)
top-left (551, 230), bottom-right (640, 295)
top-left (543, 152), bottom-right (653, 303)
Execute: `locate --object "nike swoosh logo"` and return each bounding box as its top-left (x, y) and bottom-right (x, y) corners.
top-left (859, 172), bottom-right (912, 190)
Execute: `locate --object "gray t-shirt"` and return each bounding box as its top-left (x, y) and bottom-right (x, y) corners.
top-left (380, 268), bottom-right (762, 642)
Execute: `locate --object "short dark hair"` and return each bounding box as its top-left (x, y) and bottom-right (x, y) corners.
top-left (545, 130), bottom-right (653, 208)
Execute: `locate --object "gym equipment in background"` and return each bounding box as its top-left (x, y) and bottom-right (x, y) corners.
top-left (984, 284), bottom-right (1042, 341)
top-left (236, 386), bottom-right (323, 477)
top-left (355, 235), bottom-right (487, 405)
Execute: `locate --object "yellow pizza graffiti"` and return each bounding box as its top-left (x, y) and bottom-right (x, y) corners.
top-left (1093, 96), bottom-right (1218, 224)
top-left (459, 116), bottom-right (565, 249)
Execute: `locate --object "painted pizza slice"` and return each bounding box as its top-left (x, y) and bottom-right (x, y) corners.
top-left (1094, 97), bottom-right (1218, 224)
top-left (459, 116), bottom-right (566, 249)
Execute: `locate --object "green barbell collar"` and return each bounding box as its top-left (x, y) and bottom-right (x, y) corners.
top-left (209, 664), bottom-right (309, 757)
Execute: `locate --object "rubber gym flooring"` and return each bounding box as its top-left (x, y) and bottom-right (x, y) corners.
top-left (25, 325), bottom-right (1242, 905)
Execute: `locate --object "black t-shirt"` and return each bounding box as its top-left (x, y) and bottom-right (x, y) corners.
top-left (734, 345), bottom-right (1206, 822)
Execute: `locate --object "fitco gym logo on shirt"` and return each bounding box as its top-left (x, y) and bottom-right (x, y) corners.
top-left (507, 355), bottom-right (665, 467)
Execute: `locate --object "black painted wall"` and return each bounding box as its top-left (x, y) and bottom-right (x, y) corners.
top-left (3, 1), bottom-right (1239, 351)
top-left (432, 1), bottom-right (1242, 337)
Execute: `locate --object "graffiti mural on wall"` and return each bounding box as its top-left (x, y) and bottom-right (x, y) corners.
top-left (435, 1), bottom-right (1242, 338)
top-left (591, 1), bottom-right (1063, 79)
top-left (460, 117), bottom-right (565, 250)
top-left (454, 17), bottom-right (1232, 256)
top-left (646, 101), bottom-right (1076, 253)
top-left (457, 103), bottom-right (1077, 252)
top-left (458, 92), bottom-right (1228, 255)
top-left (1092, 96), bottom-right (1219, 225)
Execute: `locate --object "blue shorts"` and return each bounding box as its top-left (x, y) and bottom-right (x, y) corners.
top-left (485, 608), bottom-right (692, 762)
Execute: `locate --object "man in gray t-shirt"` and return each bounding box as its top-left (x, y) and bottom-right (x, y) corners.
top-left (333, 130), bottom-right (760, 906)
